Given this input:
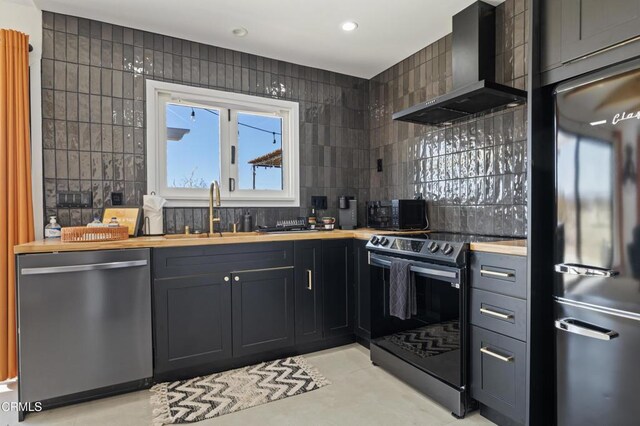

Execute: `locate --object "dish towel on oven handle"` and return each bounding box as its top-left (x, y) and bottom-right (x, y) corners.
top-left (389, 258), bottom-right (417, 320)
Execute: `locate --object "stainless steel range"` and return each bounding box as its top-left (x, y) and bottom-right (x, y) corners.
top-left (366, 232), bottom-right (506, 418)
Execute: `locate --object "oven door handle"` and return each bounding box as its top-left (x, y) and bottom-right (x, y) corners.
top-left (369, 254), bottom-right (459, 280)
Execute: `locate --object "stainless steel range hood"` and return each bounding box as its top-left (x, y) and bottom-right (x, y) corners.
top-left (392, 1), bottom-right (527, 126)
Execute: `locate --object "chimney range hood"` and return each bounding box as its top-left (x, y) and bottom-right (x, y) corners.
top-left (392, 1), bottom-right (526, 126)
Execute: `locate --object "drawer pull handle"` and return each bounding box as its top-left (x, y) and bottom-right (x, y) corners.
top-left (480, 347), bottom-right (514, 362)
top-left (307, 269), bottom-right (313, 290)
top-left (480, 307), bottom-right (513, 320)
top-left (481, 269), bottom-right (514, 278)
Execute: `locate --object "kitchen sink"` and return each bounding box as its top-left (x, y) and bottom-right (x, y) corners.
top-left (162, 232), bottom-right (262, 240)
top-left (163, 233), bottom-right (218, 240)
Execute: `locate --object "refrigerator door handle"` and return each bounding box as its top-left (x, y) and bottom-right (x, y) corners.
top-left (555, 317), bottom-right (619, 341)
top-left (554, 263), bottom-right (619, 277)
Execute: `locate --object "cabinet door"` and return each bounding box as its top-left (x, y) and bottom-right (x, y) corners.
top-left (354, 240), bottom-right (371, 340)
top-left (294, 241), bottom-right (323, 344)
top-left (322, 239), bottom-right (354, 338)
top-left (562, 0), bottom-right (640, 62)
top-left (541, 0), bottom-right (564, 72)
top-left (471, 326), bottom-right (527, 424)
top-left (232, 267), bottom-right (295, 357)
top-left (154, 273), bottom-right (232, 376)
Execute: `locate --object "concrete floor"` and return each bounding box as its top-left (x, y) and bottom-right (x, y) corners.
top-left (0, 344), bottom-right (494, 426)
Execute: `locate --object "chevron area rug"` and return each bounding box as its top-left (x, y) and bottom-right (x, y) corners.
top-left (150, 356), bottom-right (330, 424)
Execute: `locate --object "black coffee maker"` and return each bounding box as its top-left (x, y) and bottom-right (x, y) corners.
top-left (338, 196), bottom-right (357, 230)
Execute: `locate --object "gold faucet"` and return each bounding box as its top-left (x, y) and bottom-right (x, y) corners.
top-left (209, 180), bottom-right (222, 237)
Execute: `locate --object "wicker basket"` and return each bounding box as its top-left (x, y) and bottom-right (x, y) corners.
top-left (61, 226), bottom-right (129, 242)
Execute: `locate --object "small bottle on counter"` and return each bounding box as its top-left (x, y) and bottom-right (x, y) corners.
top-left (244, 211), bottom-right (252, 232)
top-left (108, 217), bottom-right (120, 228)
top-left (308, 208), bottom-right (317, 229)
top-left (44, 216), bottom-right (62, 239)
top-left (87, 214), bottom-right (105, 227)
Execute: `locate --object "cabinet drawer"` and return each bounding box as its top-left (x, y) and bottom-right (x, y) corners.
top-left (471, 326), bottom-right (526, 424)
top-left (153, 242), bottom-right (293, 279)
top-left (471, 252), bottom-right (527, 298)
top-left (470, 289), bottom-right (527, 341)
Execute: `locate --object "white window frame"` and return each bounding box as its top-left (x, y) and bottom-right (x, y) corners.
top-left (146, 80), bottom-right (300, 207)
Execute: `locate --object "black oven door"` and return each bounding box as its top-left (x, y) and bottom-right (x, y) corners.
top-left (369, 253), bottom-right (468, 389)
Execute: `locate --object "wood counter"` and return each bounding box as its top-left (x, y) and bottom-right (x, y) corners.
top-left (13, 228), bottom-right (418, 254)
top-left (15, 229), bottom-right (527, 256)
top-left (470, 239), bottom-right (527, 256)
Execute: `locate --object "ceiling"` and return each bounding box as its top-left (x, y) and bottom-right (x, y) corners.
top-left (32, 0), bottom-right (503, 79)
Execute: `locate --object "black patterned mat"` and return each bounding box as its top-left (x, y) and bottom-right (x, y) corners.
top-left (384, 320), bottom-right (460, 358)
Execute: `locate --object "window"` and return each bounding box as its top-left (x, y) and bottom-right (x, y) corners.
top-left (146, 80), bottom-right (299, 207)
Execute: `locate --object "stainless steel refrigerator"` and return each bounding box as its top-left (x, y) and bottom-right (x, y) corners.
top-left (554, 60), bottom-right (640, 426)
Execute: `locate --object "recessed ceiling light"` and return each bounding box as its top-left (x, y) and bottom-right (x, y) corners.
top-left (341, 21), bottom-right (358, 32)
top-left (506, 102), bottom-right (520, 107)
top-left (232, 27), bottom-right (248, 37)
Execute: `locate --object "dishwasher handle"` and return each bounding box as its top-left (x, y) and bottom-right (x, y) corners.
top-left (21, 260), bottom-right (148, 276)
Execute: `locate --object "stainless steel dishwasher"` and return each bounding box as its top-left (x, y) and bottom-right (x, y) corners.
top-left (16, 248), bottom-right (153, 411)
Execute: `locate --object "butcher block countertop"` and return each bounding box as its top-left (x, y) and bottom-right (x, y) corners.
top-left (13, 228), bottom-right (415, 254)
top-left (470, 239), bottom-right (527, 256)
top-left (15, 228), bottom-right (527, 256)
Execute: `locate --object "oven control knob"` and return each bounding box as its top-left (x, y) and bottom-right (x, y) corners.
top-left (370, 236), bottom-right (380, 245)
top-left (427, 241), bottom-right (439, 253)
top-left (442, 243), bottom-right (454, 256)
top-left (379, 237), bottom-right (389, 246)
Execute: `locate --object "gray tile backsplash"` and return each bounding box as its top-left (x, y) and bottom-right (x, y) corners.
top-left (368, 0), bottom-right (528, 237)
top-left (42, 11), bottom-right (370, 231)
top-left (42, 0), bottom-right (527, 237)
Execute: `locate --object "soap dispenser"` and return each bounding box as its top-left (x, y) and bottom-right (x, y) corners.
top-left (244, 211), bottom-right (252, 232)
top-left (44, 216), bottom-right (62, 239)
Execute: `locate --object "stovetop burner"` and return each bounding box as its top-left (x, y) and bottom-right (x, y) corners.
top-left (366, 232), bottom-right (515, 266)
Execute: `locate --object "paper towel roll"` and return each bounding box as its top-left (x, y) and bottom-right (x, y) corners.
top-left (143, 194), bottom-right (167, 235)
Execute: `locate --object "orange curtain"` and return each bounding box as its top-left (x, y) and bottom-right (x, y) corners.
top-left (0, 30), bottom-right (34, 381)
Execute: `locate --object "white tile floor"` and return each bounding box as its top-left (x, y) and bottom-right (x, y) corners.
top-left (0, 344), bottom-right (494, 426)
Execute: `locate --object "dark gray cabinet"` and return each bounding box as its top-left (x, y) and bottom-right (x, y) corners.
top-left (561, 0), bottom-right (640, 62)
top-left (541, 0), bottom-right (640, 83)
top-left (470, 288), bottom-right (527, 341)
top-left (541, 0), bottom-right (563, 72)
top-left (354, 239), bottom-right (371, 341)
top-left (471, 326), bottom-right (527, 424)
top-left (294, 241), bottom-right (323, 344)
top-left (322, 239), bottom-right (354, 338)
top-left (470, 252), bottom-right (527, 299)
top-left (231, 267), bottom-right (295, 357)
top-left (153, 242), bottom-right (294, 377)
top-left (153, 239), bottom-right (354, 379)
top-left (153, 273), bottom-right (232, 375)
top-left (470, 251), bottom-right (528, 425)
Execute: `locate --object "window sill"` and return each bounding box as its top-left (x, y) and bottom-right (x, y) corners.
top-left (163, 198), bottom-right (300, 208)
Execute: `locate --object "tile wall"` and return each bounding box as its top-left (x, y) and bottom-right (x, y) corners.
top-left (41, 11), bottom-right (369, 232)
top-left (368, 0), bottom-right (529, 236)
top-left (41, 0), bottom-right (529, 236)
